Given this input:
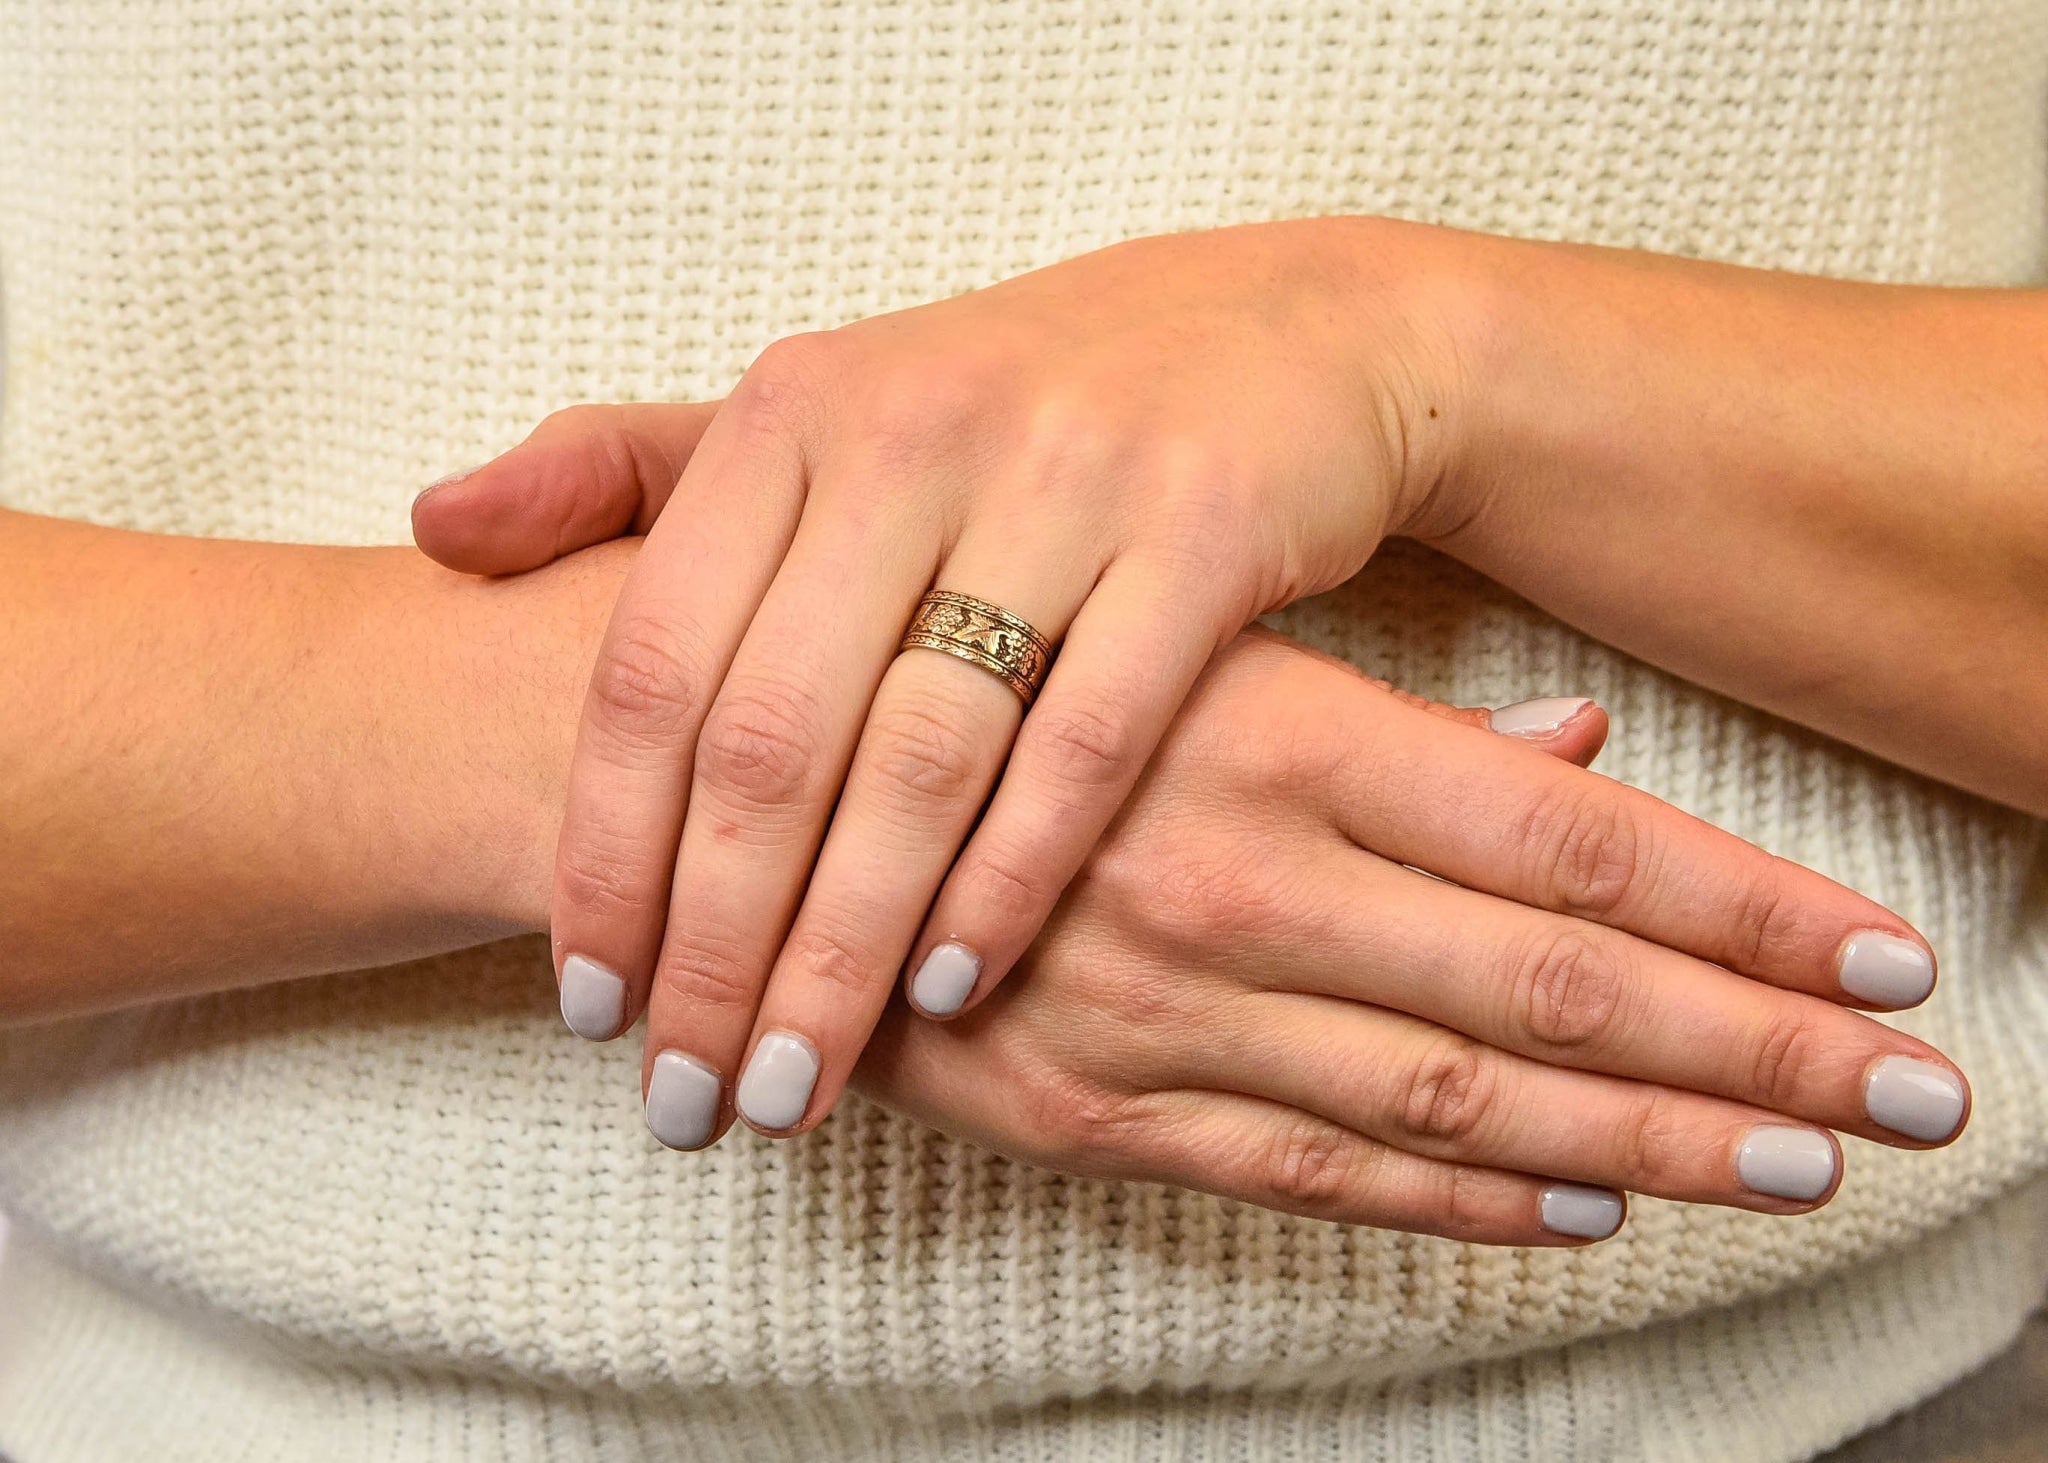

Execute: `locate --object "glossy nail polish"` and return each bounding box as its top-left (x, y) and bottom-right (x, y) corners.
top-left (1539, 1184), bottom-right (1626, 1238)
top-left (1865, 1056), bottom-right (1966, 1142)
top-left (559, 954), bottom-right (627, 1041)
top-left (1837, 931), bottom-right (1936, 1008)
top-left (909, 942), bottom-right (982, 1015)
top-left (1489, 697), bottom-right (1594, 739)
top-left (645, 1051), bottom-right (723, 1151)
top-left (736, 1031), bottom-right (819, 1132)
top-left (1737, 1126), bottom-right (1837, 1201)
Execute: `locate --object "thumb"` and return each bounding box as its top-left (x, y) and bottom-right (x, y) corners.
top-left (411, 401), bottom-right (721, 576)
top-left (1424, 694), bottom-right (1609, 767)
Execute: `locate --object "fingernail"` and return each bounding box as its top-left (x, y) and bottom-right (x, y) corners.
top-left (909, 942), bottom-right (982, 1016)
top-left (1489, 696), bottom-right (1594, 739)
top-left (1865, 1056), bottom-right (1966, 1142)
top-left (1737, 1125), bottom-right (1837, 1201)
top-left (559, 954), bottom-right (627, 1041)
top-left (1837, 931), bottom-right (1936, 1008)
top-left (645, 1050), bottom-right (723, 1151)
top-left (735, 1031), bottom-right (819, 1132)
top-left (412, 467), bottom-right (477, 509)
top-left (1539, 1183), bottom-right (1625, 1239)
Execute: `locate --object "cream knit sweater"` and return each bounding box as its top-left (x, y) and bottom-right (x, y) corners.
top-left (2, 4), bottom-right (2047, 1461)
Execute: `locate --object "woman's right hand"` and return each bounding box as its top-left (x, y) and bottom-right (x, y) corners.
top-left (854, 628), bottom-right (1968, 1245)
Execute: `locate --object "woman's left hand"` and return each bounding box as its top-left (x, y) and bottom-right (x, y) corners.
top-left (414, 218), bottom-right (1467, 1141)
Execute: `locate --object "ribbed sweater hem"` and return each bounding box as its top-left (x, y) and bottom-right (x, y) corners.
top-left (4, 1176), bottom-right (2044, 1463)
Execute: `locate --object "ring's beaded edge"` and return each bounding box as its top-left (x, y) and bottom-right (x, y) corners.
top-left (899, 590), bottom-right (1056, 704)
top-left (899, 631), bottom-right (1040, 702)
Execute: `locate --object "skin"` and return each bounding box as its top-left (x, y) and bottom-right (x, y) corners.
top-left (0, 507), bottom-right (1968, 1243)
top-left (457, 225), bottom-right (1444, 1148)
top-left (0, 510), bottom-right (609, 1016)
top-left (415, 217), bottom-right (2048, 1144)
top-left (855, 631), bottom-right (1937, 1239)
top-left (1425, 226), bottom-right (2048, 814)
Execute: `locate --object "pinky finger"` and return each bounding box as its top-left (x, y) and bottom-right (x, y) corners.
top-left (1134, 1089), bottom-right (1626, 1246)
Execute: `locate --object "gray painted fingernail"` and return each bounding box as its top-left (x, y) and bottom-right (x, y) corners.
top-left (736, 1031), bottom-right (819, 1132)
top-left (1489, 697), bottom-right (1594, 739)
top-left (559, 954), bottom-right (627, 1041)
top-left (909, 942), bottom-right (982, 1016)
top-left (1865, 1056), bottom-right (1966, 1142)
top-left (1539, 1184), bottom-right (1626, 1239)
top-left (645, 1050), bottom-right (723, 1151)
top-left (1838, 931), bottom-right (1935, 1008)
top-left (1737, 1126), bottom-right (1837, 1201)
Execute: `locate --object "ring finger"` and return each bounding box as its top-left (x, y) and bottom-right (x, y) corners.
top-left (705, 520), bottom-right (1098, 1138)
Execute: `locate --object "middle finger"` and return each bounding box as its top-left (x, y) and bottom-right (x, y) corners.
top-left (1238, 849), bottom-right (1971, 1152)
top-left (637, 492), bottom-right (935, 1147)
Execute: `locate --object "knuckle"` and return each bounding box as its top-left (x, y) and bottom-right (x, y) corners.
top-left (1734, 857), bottom-right (1797, 971)
top-left (1612, 1089), bottom-right (1681, 1181)
top-left (855, 365), bottom-right (984, 475)
top-left (1131, 844), bottom-right (1294, 954)
top-left (1103, 964), bottom-right (1199, 1028)
top-left (862, 694), bottom-right (984, 813)
top-left (654, 939), bottom-right (756, 1012)
top-left (588, 623), bottom-right (710, 736)
top-left (1149, 700), bottom-right (1257, 784)
top-left (1422, 1164), bottom-right (1495, 1242)
top-left (1147, 445), bottom-right (1258, 561)
top-left (958, 837), bottom-right (1058, 930)
top-left (1264, 1119), bottom-right (1365, 1213)
top-left (554, 845), bottom-right (642, 922)
top-left (694, 682), bottom-right (821, 810)
top-left (1746, 1010), bottom-right (1824, 1110)
top-left (1213, 657), bottom-right (1362, 796)
top-left (1252, 709), bottom-right (1347, 799)
top-left (781, 924), bottom-right (882, 997)
top-left (1017, 394), bottom-right (1125, 493)
top-left (1026, 696), bottom-right (1140, 794)
top-left (539, 402), bottom-right (608, 437)
top-left (1396, 1036), bottom-right (1498, 1149)
top-left (1520, 782), bottom-right (1649, 921)
top-left (732, 332), bottom-right (840, 434)
top-left (1022, 1072), bottom-right (1147, 1172)
top-left (1511, 926), bottom-right (1632, 1055)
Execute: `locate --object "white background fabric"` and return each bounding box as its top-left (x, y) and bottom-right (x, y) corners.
top-left (0, 4), bottom-right (2044, 1459)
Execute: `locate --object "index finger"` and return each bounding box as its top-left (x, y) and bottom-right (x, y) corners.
top-left (1321, 685), bottom-right (1937, 1010)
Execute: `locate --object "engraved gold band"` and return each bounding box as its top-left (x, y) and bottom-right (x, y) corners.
top-left (899, 590), bottom-right (1056, 704)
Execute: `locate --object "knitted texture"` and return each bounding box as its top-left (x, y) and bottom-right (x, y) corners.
top-left (4, 1180), bottom-right (2044, 1463)
top-left (1, 3), bottom-right (2046, 1460)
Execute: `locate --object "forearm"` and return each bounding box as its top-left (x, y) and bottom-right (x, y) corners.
top-left (0, 509), bottom-right (614, 1022)
top-left (1367, 221), bottom-right (2048, 813)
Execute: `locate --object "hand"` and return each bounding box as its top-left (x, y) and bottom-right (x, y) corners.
top-left (412, 217), bottom-right (1467, 1142)
top-left (851, 630), bottom-right (1967, 1242)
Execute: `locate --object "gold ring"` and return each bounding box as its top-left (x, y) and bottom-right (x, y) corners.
top-left (899, 590), bottom-right (1056, 704)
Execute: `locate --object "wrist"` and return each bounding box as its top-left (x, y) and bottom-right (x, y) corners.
top-left (412, 539), bottom-right (640, 936)
top-left (1309, 216), bottom-right (1562, 550)
top-left (1294, 214), bottom-right (1506, 543)
top-left (331, 549), bottom-right (535, 947)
